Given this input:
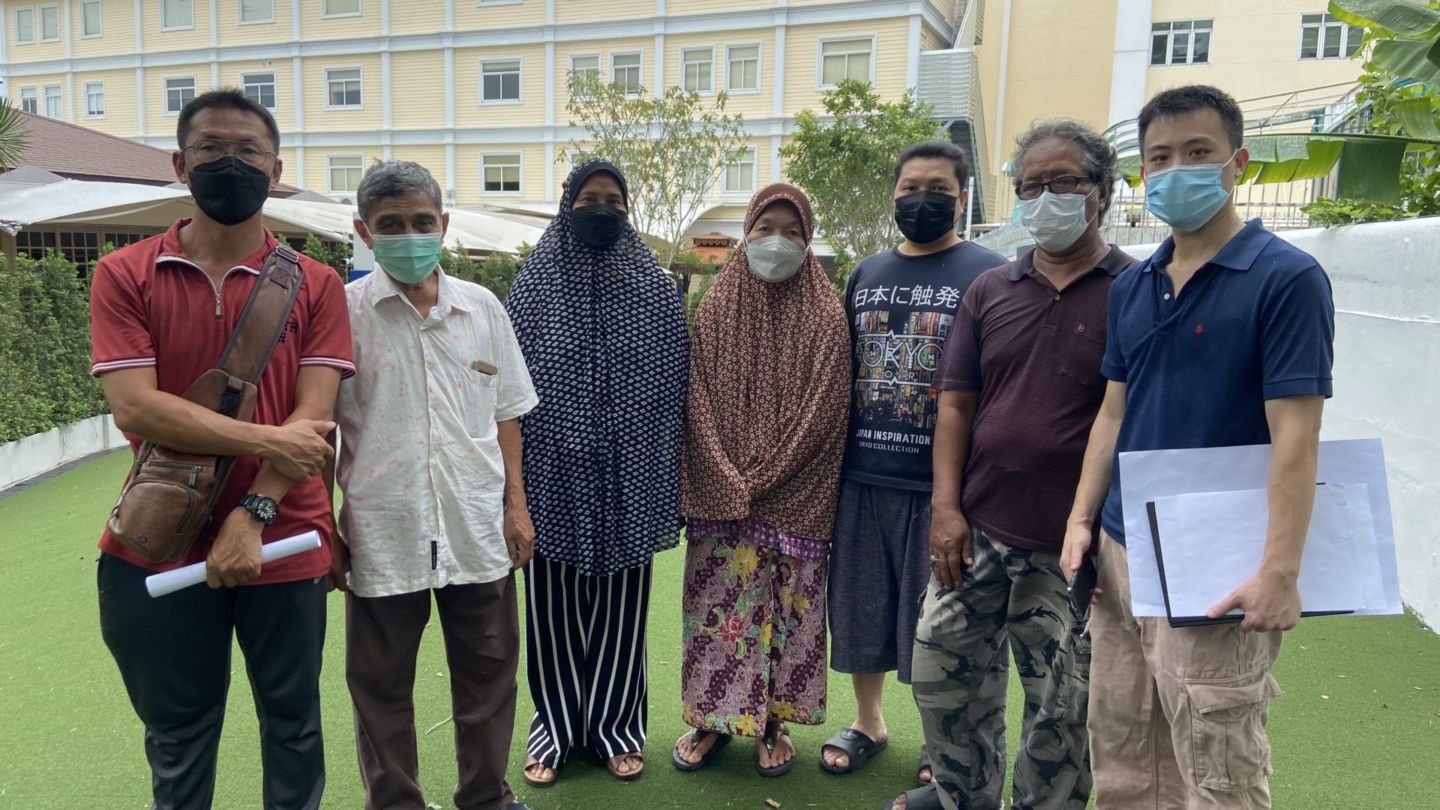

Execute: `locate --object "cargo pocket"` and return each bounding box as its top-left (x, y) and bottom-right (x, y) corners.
top-left (1183, 670), bottom-right (1283, 792)
top-left (1049, 619), bottom-right (1093, 724)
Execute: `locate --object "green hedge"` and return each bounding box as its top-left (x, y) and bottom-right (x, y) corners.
top-left (0, 254), bottom-right (107, 444)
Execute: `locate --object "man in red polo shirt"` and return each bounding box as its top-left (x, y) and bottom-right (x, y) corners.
top-left (90, 89), bottom-right (354, 810)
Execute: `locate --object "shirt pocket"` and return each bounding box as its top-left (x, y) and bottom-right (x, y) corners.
top-left (1059, 327), bottom-right (1108, 387)
top-left (460, 367), bottom-right (499, 438)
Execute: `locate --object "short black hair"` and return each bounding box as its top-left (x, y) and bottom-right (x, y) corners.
top-left (893, 139), bottom-right (972, 189)
top-left (1138, 85), bottom-right (1244, 152)
top-left (177, 88), bottom-right (281, 152)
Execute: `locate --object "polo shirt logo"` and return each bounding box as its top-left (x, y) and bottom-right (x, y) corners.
top-left (276, 317), bottom-right (300, 344)
top-left (1076, 323), bottom-right (1088, 333)
top-left (1195, 323), bottom-right (1205, 336)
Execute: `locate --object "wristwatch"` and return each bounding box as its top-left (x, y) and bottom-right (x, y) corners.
top-left (239, 494), bottom-right (280, 526)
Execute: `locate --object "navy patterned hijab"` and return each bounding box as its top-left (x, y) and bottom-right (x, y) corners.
top-left (505, 160), bottom-right (689, 577)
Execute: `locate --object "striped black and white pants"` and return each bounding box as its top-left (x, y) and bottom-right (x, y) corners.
top-left (524, 554), bottom-right (653, 767)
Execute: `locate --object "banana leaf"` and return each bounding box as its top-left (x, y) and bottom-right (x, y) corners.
top-left (1329, 0), bottom-right (1440, 39)
top-left (1372, 39), bottom-right (1440, 84)
top-left (1393, 96), bottom-right (1440, 139)
top-left (1336, 137), bottom-right (1410, 203)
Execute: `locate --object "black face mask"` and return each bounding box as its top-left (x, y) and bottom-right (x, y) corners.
top-left (188, 156), bottom-right (271, 226)
top-left (894, 190), bottom-right (959, 245)
top-left (571, 204), bottom-right (628, 250)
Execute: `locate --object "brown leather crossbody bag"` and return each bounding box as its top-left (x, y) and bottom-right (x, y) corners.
top-left (107, 246), bottom-right (304, 563)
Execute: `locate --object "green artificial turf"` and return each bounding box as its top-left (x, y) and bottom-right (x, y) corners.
top-left (1, 451), bottom-right (1437, 809)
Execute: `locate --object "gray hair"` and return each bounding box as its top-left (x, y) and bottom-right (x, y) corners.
top-left (356, 160), bottom-right (443, 221)
top-left (1012, 119), bottom-right (1121, 217)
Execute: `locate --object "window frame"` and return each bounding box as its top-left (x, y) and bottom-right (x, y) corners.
top-left (15, 7), bottom-right (36, 44)
top-left (38, 3), bottom-right (60, 42)
top-left (610, 51), bottom-right (644, 97)
top-left (80, 0), bottom-right (103, 37)
top-left (321, 0), bottom-right (362, 19)
top-left (725, 42), bottom-right (762, 94)
top-left (242, 71), bottom-right (278, 111)
top-left (327, 153), bottom-right (366, 195)
top-left (681, 46), bottom-right (715, 95)
top-left (816, 35), bottom-right (876, 90)
top-left (164, 75), bottom-right (197, 115)
top-left (324, 67), bottom-right (365, 110)
top-left (161, 0), bottom-right (195, 31)
top-left (480, 152), bottom-right (524, 196)
top-left (722, 146), bottom-right (757, 195)
top-left (479, 58), bottom-right (524, 105)
top-left (43, 84), bottom-right (62, 118)
top-left (238, 0), bottom-right (275, 25)
top-left (1150, 19), bottom-right (1213, 66)
top-left (476, 0), bottom-right (523, 6)
top-left (1300, 13), bottom-right (1361, 60)
top-left (85, 82), bottom-right (106, 118)
top-left (19, 87), bottom-right (39, 114)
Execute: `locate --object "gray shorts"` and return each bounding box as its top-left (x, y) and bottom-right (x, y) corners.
top-left (826, 479), bottom-right (933, 684)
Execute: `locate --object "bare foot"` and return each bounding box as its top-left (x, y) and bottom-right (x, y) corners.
top-left (757, 727), bottom-right (794, 771)
top-left (918, 764), bottom-right (933, 783)
top-left (522, 755), bottom-right (556, 786)
top-left (821, 719), bottom-right (889, 771)
top-left (675, 730), bottom-right (723, 766)
top-left (893, 793), bottom-right (908, 810)
top-left (607, 752), bottom-right (644, 779)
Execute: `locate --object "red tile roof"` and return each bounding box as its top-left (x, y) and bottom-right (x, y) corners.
top-left (9, 111), bottom-right (299, 194)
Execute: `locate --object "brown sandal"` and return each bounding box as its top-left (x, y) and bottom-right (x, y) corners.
top-left (607, 752), bottom-right (645, 781)
top-left (522, 758), bottom-right (557, 788)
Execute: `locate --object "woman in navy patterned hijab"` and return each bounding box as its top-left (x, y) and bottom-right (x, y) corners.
top-left (506, 160), bottom-right (688, 786)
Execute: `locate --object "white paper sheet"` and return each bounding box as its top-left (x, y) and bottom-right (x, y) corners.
top-left (145, 531), bottom-right (322, 598)
top-left (1150, 485), bottom-right (1370, 619)
top-left (1117, 439), bottom-right (1401, 618)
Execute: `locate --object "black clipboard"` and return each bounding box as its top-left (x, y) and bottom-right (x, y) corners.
top-left (1144, 500), bottom-right (1353, 628)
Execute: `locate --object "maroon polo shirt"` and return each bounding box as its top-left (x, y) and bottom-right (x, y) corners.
top-left (934, 245), bottom-right (1135, 553)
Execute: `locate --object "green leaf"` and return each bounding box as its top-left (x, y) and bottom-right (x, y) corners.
top-left (1336, 137), bottom-right (1411, 202)
top-left (1244, 135), bottom-right (1348, 182)
top-left (1329, 0), bottom-right (1440, 39)
top-left (1392, 96), bottom-right (1440, 139)
top-left (1372, 39), bottom-right (1440, 83)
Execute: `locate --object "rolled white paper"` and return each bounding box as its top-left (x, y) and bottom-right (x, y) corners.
top-left (145, 530), bottom-right (323, 598)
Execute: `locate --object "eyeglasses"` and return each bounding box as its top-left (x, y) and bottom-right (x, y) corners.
top-left (183, 139), bottom-right (278, 168)
top-left (1015, 175), bottom-right (1093, 200)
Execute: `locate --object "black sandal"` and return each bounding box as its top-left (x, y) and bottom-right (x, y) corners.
top-left (819, 727), bottom-right (890, 775)
top-left (757, 721), bottom-right (794, 778)
top-left (672, 729), bottom-right (731, 772)
top-left (880, 785), bottom-right (945, 810)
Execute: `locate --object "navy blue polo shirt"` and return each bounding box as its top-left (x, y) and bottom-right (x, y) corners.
top-left (1100, 219), bottom-right (1335, 544)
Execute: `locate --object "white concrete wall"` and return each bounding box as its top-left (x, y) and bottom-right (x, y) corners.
top-left (1126, 218), bottom-right (1440, 629)
top-left (0, 415), bottom-right (127, 492)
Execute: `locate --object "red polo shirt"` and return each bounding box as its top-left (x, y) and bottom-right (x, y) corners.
top-left (90, 219), bottom-right (356, 584)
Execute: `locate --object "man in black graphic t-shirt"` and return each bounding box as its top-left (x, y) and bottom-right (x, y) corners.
top-left (821, 140), bottom-right (1005, 785)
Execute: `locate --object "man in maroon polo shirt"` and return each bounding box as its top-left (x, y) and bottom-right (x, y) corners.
top-left (90, 89), bottom-right (354, 810)
top-left (893, 121), bottom-right (1135, 810)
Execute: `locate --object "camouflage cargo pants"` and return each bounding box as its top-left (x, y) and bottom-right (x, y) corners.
top-left (911, 529), bottom-right (1092, 810)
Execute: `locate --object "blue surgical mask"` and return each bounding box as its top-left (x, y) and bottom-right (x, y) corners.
top-left (1144, 151), bottom-right (1237, 233)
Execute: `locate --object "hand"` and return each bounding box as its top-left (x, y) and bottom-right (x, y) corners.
top-left (504, 501), bottom-right (536, 569)
top-left (206, 508), bottom-right (264, 588)
top-left (327, 522), bottom-right (350, 593)
top-left (929, 505), bottom-right (972, 590)
top-left (263, 420), bottom-right (335, 480)
top-left (1207, 568), bottom-right (1302, 631)
top-left (1061, 520), bottom-right (1104, 605)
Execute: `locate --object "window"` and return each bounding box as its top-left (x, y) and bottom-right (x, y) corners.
top-left (1150, 20), bottom-right (1212, 65)
top-left (1301, 13), bottom-right (1362, 60)
top-left (612, 52), bottom-right (642, 96)
top-left (59, 231), bottom-right (101, 269)
top-left (15, 8), bottom-right (34, 43)
top-left (482, 153), bottom-right (522, 194)
top-left (480, 59), bottom-right (521, 103)
top-left (323, 0), bottom-right (361, 17)
top-left (44, 85), bottom-right (61, 118)
top-left (86, 82), bottom-right (105, 117)
top-left (819, 38), bottom-right (873, 87)
top-left (39, 4), bottom-right (59, 41)
top-left (682, 47), bottom-right (713, 93)
top-left (16, 230), bottom-right (57, 261)
top-left (19, 88), bottom-right (38, 114)
top-left (162, 0), bottom-right (194, 29)
top-left (240, 0), bottom-right (274, 23)
top-left (242, 72), bottom-right (277, 110)
top-left (81, 0), bottom-right (102, 36)
top-left (726, 44), bottom-right (760, 92)
top-left (570, 54), bottom-right (600, 78)
top-left (328, 154), bottom-right (364, 194)
top-left (326, 68), bottom-right (363, 108)
top-left (724, 147), bottom-right (756, 194)
top-left (165, 77), bottom-right (196, 114)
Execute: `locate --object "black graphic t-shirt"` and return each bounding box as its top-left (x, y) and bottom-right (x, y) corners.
top-left (842, 240), bottom-right (1006, 491)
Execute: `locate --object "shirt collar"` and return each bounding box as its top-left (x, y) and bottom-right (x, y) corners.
top-left (156, 218), bottom-right (280, 272)
top-left (1143, 218), bottom-right (1274, 274)
top-left (368, 267), bottom-right (471, 314)
top-left (1006, 244), bottom-right (1134, 282)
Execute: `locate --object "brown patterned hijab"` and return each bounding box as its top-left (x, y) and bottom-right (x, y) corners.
top-left (681, 183), bottom-right (852, 543)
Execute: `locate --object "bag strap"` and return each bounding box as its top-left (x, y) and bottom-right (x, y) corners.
top-left (214, 245), bottom-right (305, 418)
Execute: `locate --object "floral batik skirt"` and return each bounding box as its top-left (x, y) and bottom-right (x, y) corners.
top-left (680, 518), bottom-right (828, 738)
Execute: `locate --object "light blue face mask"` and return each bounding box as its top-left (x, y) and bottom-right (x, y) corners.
top-left (1144, 151), bottom-right (1237, 233)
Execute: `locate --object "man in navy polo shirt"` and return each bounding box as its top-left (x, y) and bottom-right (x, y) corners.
top-left (1061, 85), bottom-right (1334, 809)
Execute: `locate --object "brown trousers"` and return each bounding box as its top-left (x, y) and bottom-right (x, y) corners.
top-left (1088, 533), bottom-right (1283, 810)
top-left (346, 575), bottom-right (520, 810)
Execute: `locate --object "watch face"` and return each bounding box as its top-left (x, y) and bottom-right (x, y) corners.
top-left (246, 496), bottom-right (278, 524)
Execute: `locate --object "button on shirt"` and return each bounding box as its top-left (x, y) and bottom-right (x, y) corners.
top-left (336, 270), bottom-right (539, 597)
top-left (1100, 220), bottom-right (1335, 544)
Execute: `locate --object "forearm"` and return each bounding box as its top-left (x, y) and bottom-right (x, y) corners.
top-left (498, 419), bottom-right (527, 510)
top-left (113, 387), bottom-right (276, 458)
top-left (1067, 408), bottom-right (1122, 527)
top-left (1261, 399), bottom-right (1324, 577)
top-left (930, 393), bottom-right (976, 512)
top-left (251, 392), bottom-right (338, 502)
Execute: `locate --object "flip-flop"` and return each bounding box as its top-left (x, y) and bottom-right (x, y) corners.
top-left (819, 727), bottom-right (890, 775)
top-left (916, 746), bottom-right (933, 787)
top-left (880, 785), bottom-right (945, 810)
top-left (521, 760), bottom-right (557, 788)
top-left (607, 752), bottom-right (645, 781)
top-left (757, 722), bottom-right (794, 778)
top-left (672, 729), bottom-right (732, 772)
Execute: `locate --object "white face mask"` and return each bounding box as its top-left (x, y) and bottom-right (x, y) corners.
top-left (746, 235), bottom-right (806, 283)
top-left (1019, 189), bottom-right (1096, 254)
